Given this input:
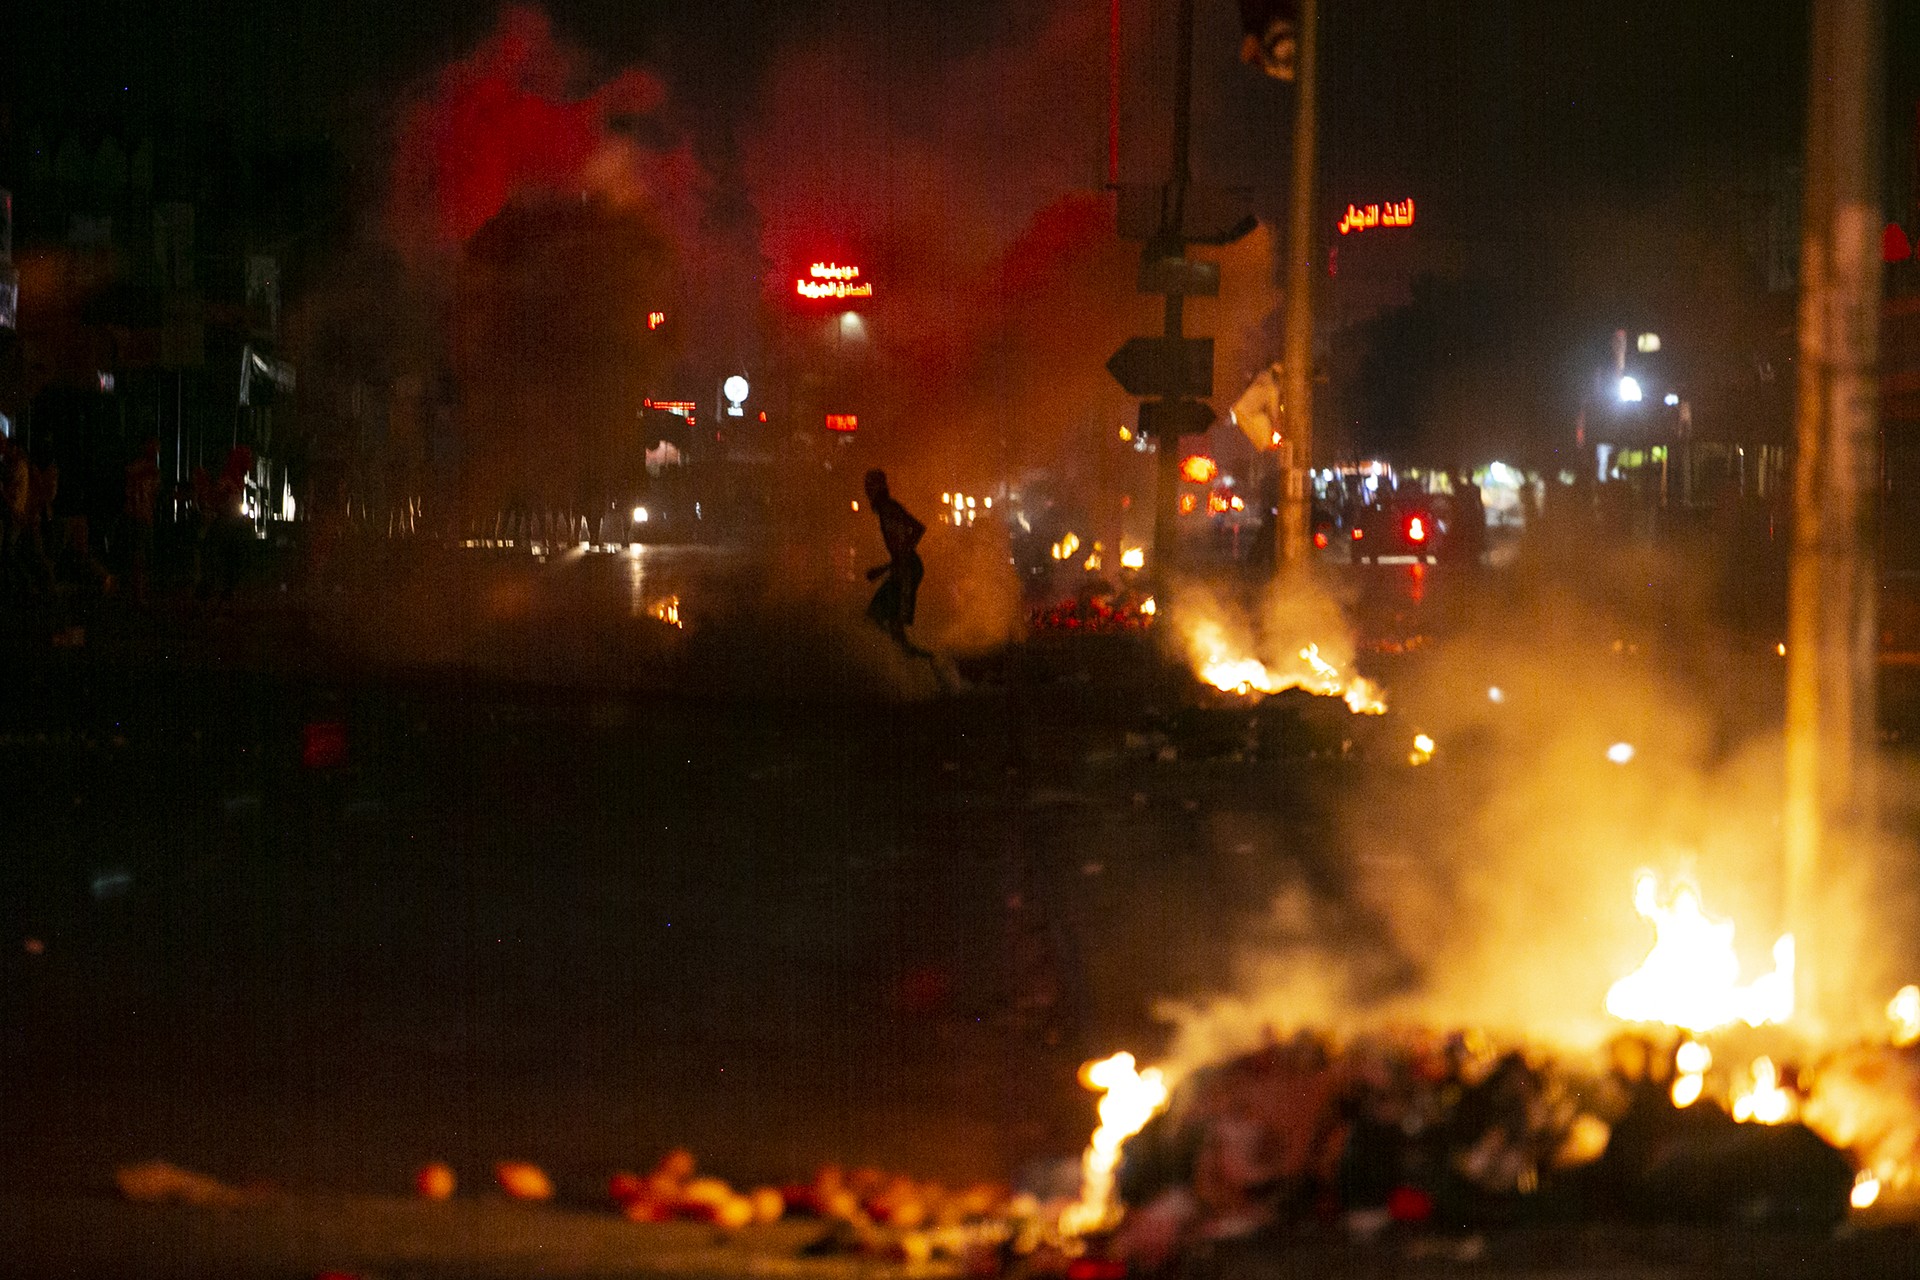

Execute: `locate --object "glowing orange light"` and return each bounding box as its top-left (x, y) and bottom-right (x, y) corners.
top-left (644, 399), bottom-right (697, 415)
top-left (647, 311), bottom-right (666, 330)
top-left (758, 411), bottom-right (767, 422)
top-left (1179, 455), bottom-right (1218, 484)
top-left (1351, 527), bottom-right (1364, 540)
top-left (824, 413), bottom-right (858, 433)
top-left (1406, 515), bottom-right (1427, 542)
top-left (1178, 494), bottom-right (1198, 515)
top-left (1207, 492), bottom-right (1231, 514)
top-left (1313, 531), bottom-right (1328, 548)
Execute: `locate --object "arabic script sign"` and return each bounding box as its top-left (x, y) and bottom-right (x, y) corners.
top-left (1337, 199), bottom-right (1415, 234)
top-left (795, 262), bottom-right (874, 300)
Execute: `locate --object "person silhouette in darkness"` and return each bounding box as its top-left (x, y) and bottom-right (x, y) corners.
top-left (863, 469), bottom-right (925, 649)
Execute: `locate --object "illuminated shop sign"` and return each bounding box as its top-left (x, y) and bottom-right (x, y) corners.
top-left (824, 413), bottom-right (858, 433)
top-left (1337, 199), bottom-right (1415, 234)
top-left (795, 262), bottom-right (874, 300)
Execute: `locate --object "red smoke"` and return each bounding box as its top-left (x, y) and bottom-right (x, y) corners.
top-left (387, 6), bottom-right (672, 262)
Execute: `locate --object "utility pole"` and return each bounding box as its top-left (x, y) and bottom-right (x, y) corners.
top-left (1276, 0), bottom-right (1318, 577)
top-left (1783, 0), bottom-right (1884, 1024)
top-left (1148, 0), bottom-right (1199, 587)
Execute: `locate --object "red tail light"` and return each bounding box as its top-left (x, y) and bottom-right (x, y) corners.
top-left (1406, 515), bottom-right (1427, 543)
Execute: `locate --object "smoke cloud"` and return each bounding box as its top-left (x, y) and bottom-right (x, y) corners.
top-left (1152, 547), bottom-right (1920, 1080)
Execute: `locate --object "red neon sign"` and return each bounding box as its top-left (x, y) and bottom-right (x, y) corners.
top-left (795, 262), bottom-right (874, 301)
top-left (824, 413), bottom-right (858, 433)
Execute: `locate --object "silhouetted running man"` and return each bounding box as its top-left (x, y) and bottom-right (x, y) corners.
top-left (863, 468), bottom-right (925, 649)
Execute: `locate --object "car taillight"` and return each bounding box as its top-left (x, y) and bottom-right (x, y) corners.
top-left (1313, 531), bottom-right (1329, 548)
top-left (1406, 516), bottom-right (1427, 543)
top-left (1351, 527), bottom-right (1364, 540)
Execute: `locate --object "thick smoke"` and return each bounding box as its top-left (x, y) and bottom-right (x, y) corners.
top-left (384, 6), bottom-right (686, 267)
top-left (1153, 546), bottom-right (1920, 1077)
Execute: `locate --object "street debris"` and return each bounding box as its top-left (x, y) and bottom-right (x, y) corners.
top-left (493, 1160), bottom-right (554, 1201)
top-left (414, 1161), bottom-right (456, 1200)
top-left (115, 1160), bottom-right (266, 1207)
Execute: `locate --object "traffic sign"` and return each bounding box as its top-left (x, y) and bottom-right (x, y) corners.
top-left (1138, 399), bottom-right (1215, 440)
top-left (1116, 183), bottom-right (1258, 246)
top-left (1107, 336), bottom-right (1214, 399)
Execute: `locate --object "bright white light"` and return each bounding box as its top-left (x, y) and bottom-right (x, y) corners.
top-left (1664, 393), bottom-right (1680, 407)
top-left (1637, 332), bottom-right (1661, 353)
top-left (1487, 686), bottom-right (1505, 703)
top-left (1607, 742), bottom-right (1636, 764)
top-left (631, 506), bottom-right (650, 523)
top-left (1618, 376), bottom-right (1643, 403)
top-left (722, 375), bottom-right (749, 405)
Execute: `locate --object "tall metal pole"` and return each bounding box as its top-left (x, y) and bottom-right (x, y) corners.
top-left (1783, 0), bottom-right (1883, 1023)
top-left (1150, 0), bottom-right (1197, 586)
top-left (1277, 0), bottom-right (1319, 576)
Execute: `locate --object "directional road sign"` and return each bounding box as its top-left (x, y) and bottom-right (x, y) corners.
top-left (1107, 336), bottom-right (1214, 400)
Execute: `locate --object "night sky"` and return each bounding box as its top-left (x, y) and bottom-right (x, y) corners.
top-left (4, 0), bottom-right (1880, 215)
top-left (5, 0), bottom-right (1916, 466)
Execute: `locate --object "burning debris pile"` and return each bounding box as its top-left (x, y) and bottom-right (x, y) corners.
top-left (1090, 1026), bottom-right (1888, 1271)
top-left (1062, 877), bottom-right (1920, 1270)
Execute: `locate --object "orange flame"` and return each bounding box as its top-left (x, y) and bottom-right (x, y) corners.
top-left (1730, 1056), bottom-right (1795, 1125)
top-left (1060, 1052), bottom-right (1167, 1236)
top-left (1192, 622), bottom-right (1387, 715)
top-left (1605, 874), bottom-right (1794, 1034)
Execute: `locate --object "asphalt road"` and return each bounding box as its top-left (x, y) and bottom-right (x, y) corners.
top-left (4, 535), bottom-right (1916, 1278)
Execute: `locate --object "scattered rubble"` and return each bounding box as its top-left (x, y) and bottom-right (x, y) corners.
top-left (115, 1160), bottom-right (267, 1207)
top-left (1103, 1028), bottom-right (1870, 1271)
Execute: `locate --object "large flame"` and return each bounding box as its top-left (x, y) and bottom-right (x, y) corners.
top-left (1060, 1052), bottom-right (1168, 1236)
top-left (1192, 620), bottom-right (1386, 715)
top-left (1605, 873), bottom-right (1794, 1035)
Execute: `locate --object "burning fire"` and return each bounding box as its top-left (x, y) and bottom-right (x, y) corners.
top-left (1060, 1052), bottom-right (1167, 1236)
top-left (1670, 1039), bottom-right (1712, 1107)
top-left (1889, 984), bottom-right (1920, 1047)
top-left (1192, 622), bottom-right (1387, 716)
top-left (1604, 874), bottom-right (1794, 1035)
top-left (1731, 1056), bottom-right (1796, 1125)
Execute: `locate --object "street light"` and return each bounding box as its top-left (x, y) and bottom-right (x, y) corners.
top-left (1617, 375), bottom-right (1643, 403)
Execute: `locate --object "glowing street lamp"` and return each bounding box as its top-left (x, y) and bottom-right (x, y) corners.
top-left (1617, 375), bottom-right (1643, 403)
